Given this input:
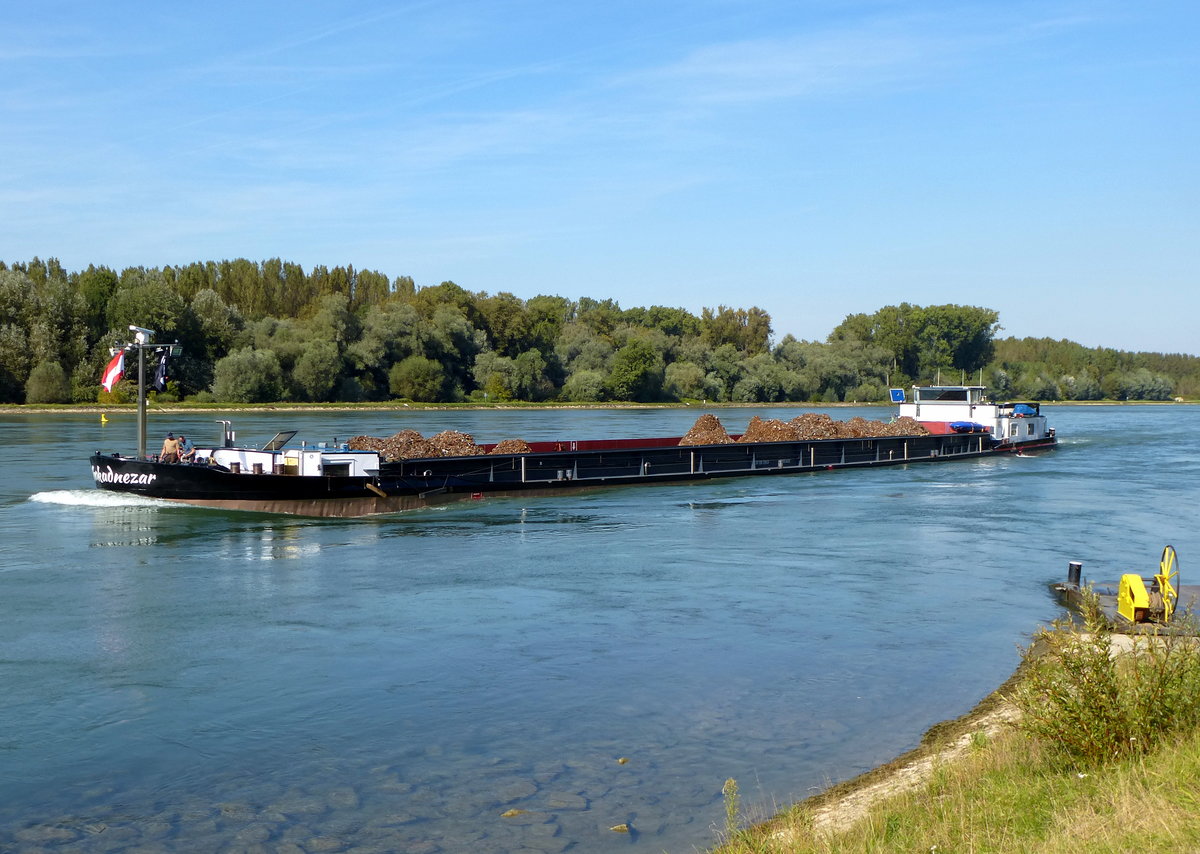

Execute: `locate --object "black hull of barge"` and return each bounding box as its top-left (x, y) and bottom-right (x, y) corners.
top-left (90, 432), bottom-right (1054, 517)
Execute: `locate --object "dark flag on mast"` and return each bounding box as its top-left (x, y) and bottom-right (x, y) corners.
top-left (153, 350), bottom-right (169, 392)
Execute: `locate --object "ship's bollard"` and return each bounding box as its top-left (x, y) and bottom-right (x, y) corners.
top-left (1068, 560), bottom-right (1082, 586)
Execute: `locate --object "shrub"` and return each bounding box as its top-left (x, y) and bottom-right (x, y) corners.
top-left (1011, 592), bottom-right (1200, 764)
top-left (24, 360), bottom-right (71, 403)
top-left (561, 369), bottom-right (606, 402)
top-left (389, 355), bottom-right (448, 402)
top-left (664, 361), bottom-right (720, 401)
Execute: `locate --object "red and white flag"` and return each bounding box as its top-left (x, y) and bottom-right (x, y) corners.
top-left (101, 351), bottom-right (125, 392)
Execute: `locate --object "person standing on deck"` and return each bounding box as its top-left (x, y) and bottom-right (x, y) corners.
top-left (160, 432), bottom-right (180, 463)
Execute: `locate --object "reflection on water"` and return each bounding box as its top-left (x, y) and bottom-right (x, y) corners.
top-left (206, 523), bottom-right (330, 563)
top-left (0, 406), bottom-right (1198, 852)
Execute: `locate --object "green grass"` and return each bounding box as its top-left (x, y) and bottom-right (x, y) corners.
top-left (717, 722), bottom-right (1200, 854)
top-left (714, 604), bottom-right (1200, 854)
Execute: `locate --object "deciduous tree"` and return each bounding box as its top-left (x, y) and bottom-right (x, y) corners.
top-left (606, 339), bottom-right (664, 402)
top-left (211, 348), bottom-right (284, 402)
top-left (390, 355), bottom-right (450, 401)
top-left (293, 340), bottom-right (343, 402)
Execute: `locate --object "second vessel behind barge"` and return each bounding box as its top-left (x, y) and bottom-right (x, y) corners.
top-left (90, 385), bottom-right (1056, 517)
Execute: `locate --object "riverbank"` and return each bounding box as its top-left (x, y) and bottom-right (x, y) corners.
top-left (1, 398), bottom-right (1191, 416)
top-left (1, 400), bottom-right (883, 415)
top-left (712, 663), bottom-right (1027, 850)
top-left (714, 627), bottom-right (1200, 853)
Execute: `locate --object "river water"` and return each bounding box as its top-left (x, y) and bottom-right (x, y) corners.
top-left (1, 404), bottom-right (1196, 852)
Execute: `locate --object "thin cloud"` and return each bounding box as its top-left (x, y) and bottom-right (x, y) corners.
top-left (630, 30), bottom-right (931, 105)
top-left (0, 44), bottom-right (149, 61)
top-left (609, 7), bottom-right (1101, 107)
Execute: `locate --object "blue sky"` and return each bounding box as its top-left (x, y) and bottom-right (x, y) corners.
top-left (4, 1), bottom-right (1197, 355)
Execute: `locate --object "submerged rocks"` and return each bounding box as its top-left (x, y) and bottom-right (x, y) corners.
top-left (498, 781), bottom-right (539, 804)
top-left (545, 792), bottom-right (589, 811)
top-left (14, 825), bottom-right (81, 845)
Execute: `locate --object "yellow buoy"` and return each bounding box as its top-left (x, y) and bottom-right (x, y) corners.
top-left (609, 824), bottom-right (630, 833)
top-left (100, 413), bottom-right (108, 423)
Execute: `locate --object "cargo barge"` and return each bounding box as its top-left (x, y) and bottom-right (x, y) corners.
top-left (89, 385), bottom-right (1056, 517)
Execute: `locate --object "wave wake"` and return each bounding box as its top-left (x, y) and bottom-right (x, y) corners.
top-left (30, 490), bottom-right (168, 509)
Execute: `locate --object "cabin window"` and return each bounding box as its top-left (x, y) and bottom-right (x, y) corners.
top-left (323, 462), bottom-right (352, 477)
top-left (1027, 423), bottom-right (1035, 436)
top-left (1010, 424), bottom-right (1019, 437)
top-left (918, 388), bottom-right (969, 402)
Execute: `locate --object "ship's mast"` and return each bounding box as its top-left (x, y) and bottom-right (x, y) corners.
top-left (130, 326), bottom-right (152, 459)
top-left (113, 325), bottom-right (181, 459)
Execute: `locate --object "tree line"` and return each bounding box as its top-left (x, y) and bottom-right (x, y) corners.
top-left (2, 257), bottom-right (1195, 405)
